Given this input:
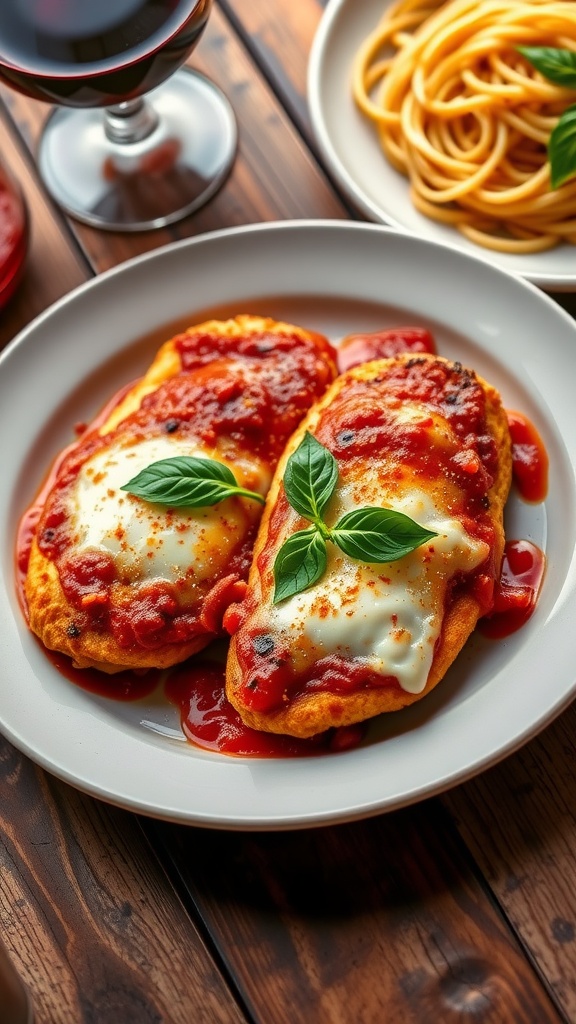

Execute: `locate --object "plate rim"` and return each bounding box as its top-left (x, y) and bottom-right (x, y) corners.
top-left (2, 217), bottom-right (576, 830)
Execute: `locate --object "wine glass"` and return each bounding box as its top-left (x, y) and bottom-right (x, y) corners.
top-left (0, 0), bottom-right (237, 231)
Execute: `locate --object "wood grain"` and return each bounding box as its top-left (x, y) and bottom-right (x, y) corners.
top-left (145, 804), bottom-right (563, 1024)
top-left (445, 703), bottom-right (576, 1020)
top-left (0, 737), bottom-right (248, 1024)
top-left (219, 0), bottom-right (324, 134)
top-left (218, 0), bottom-right (364, 213)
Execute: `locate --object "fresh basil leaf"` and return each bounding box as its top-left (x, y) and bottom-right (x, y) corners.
top-left (549, 105), bottom-right (576, 188)
top-left (283, 432), bottom-right (338, 521)
top-left (121, 456), bottom-right (265, 507)
top-left (273, 526), bottom-right (327, 604)
top-left (518, 47), bottom-right (576, 88)
top-left (330, 506), bottom-right (437, 563)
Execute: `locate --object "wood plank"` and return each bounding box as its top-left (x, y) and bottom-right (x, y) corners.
top-left (219, 0), bottom-right (324, 136)
top-left (145, 804), bottom-right (564, 1024)
top-left (444, 702), bottom-right (576, 1021)
top-left (0, 736), bottom-right (248, 1024)
top-left (0, 4), bottom-right (347, 280)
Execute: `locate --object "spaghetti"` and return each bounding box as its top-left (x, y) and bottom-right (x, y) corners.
top-left (352, 0), bottom-right (576, 253)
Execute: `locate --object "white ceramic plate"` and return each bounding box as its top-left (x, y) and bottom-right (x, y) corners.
top-left (308, 0), bottom-right (576, 292)
top-left (2, 220), bottom-right (576, 830)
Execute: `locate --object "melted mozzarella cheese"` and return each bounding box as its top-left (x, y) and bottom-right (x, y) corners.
top-left (69, 434), bottom-right (269, 583)
top-left (268, 488), bottom-right (489, 694)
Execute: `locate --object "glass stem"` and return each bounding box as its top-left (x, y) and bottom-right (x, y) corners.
top-left (104, 98), bottom-right (159, 145)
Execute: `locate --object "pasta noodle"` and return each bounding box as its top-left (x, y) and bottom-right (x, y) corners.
top-left (352, 0), bottom-right (576, 253)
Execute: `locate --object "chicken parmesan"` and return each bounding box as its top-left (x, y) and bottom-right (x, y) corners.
top-left (22, 315), bottom-right (338, 673)
top-left (225, 353), bottom-right (512, 738)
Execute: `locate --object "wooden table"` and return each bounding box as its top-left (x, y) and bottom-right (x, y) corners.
top-left (1, 3), bottom-right (576, 1021)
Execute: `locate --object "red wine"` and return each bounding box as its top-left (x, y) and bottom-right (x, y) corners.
top-left (0, 0), bottom-right (212, 107)
top-left (0, 163), bottom-right (27, 310)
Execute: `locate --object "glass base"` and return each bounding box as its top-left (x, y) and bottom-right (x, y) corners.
top-left (37, 69), bottom-right (237, 231)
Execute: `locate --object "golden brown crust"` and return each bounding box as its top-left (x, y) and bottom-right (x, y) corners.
top-left (24, 315), bottom-right (336, 674)
top-left (226, 353), bottom-right (512, 736)
top-left (25, 552), bottom-right (206, 673)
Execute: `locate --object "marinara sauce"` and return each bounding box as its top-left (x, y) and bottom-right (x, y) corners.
top-left (479, 409), bottom-right (548, 638)
top-left (337, 326), bottom-right (436, 372)
top-left (181, 390), bottom-right (550, 743)
top-left (165, 658), bottom-right (365, 757)
top-left (16, 380), bottom-right (137, 612)
top-left (507, 409), bottom-right (548, 504)
top-left (45, 646), bottom-right (161, 701)
top-left (480, 540), bottom-right (545, 639)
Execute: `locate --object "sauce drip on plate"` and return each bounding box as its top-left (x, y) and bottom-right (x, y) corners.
top-left (164, 659), bottom-right (366, 757)
top-left (477, 411), bottom-right (548, 637)
top-left (480, 540), bottom-right (545, 639)
top-left (44, 645), bottom-right (161, 700)
top-left (507, 410), bottom-right (548, 503)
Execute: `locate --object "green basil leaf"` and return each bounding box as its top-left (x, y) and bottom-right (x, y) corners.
top-left (330, 506), bottom-right (437, 563)
top-left (549, 105), bottom-right (576, 188)
top-left (273, 527), bottom-right (327, 604)
top-left (518, 47), bottom-right (576, 88)
top-left (283, 432), bottom-right (338, 521)
top-left (121, 456), bottom-right (265, 507)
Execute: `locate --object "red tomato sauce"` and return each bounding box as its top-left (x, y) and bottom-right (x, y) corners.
top-left (507, 410), bottom-right (548, 503)
top-left (231, 634), bottom-right (404, 715)
top-left (36, 646), bottom-right (366, 757)
top-left (480, 540), bottom-right (545, 639)
top-left (314, 366), bottom-right (497, 503)
top-left (44, 646), bottom-right (161, 700)
top-left (164, 659), bottom-right (366, 757)
top-left (175, 326), bottom-right (337, 462)
top-left (337, 326), bottom-right (436, 372)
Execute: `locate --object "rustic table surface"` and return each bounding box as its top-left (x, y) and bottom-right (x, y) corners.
top-left (1, 2), bottom-right (576, 1022)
